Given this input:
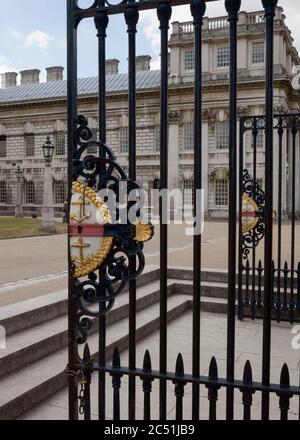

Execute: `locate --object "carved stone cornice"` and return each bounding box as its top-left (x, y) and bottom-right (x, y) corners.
top-left (237, 105), bottom-right (249, 117)
top-left (202, 108), bottom-right (216, 125)
top-left (168, 110), bottom-right (181, 123)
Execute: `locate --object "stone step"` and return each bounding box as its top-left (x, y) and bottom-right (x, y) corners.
top-left (0, 278), bottom-right (173, 379)
top-left (0, 294), bottom-right (190, 420)
top-left (0, 266), bottom-right (160, 336)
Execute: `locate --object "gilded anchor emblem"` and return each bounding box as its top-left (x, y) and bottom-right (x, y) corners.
top-left (71, 188), bottom-right (91, 224)
top-left (71, 237), bottom-right (94, 265)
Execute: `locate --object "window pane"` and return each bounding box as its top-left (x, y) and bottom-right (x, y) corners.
top-left (0, 135), bottom-right (6, 158)
top-left (25, 134), bottom-right (35, 157)
top-left (183, 179), bottom-right (194, 207)
top-left (217, 46), bottom-right (229, 68)
top-left (184, 122), bottom-right (194, 150)
top-left (120, 127), bottom-right (129, 153)
top-left (55, 131), bottom-right (65, 155)
top-left (25, 181), bottom-right (35, 204)
top-left (215, 178), bottom-right (228, 206)
top-left (184, 49), bottom-right (195, 71)
top-left (54, 181), bottom-right (67, 204)
top-left (215, 121), bottom-right (229, 149)
top-left (252, 43), bottom-right (265, 64)
top-left (0, 182), bottom-right (6, 203)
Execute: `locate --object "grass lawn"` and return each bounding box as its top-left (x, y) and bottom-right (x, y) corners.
top-left (0, 217), bottom-right (67, 239)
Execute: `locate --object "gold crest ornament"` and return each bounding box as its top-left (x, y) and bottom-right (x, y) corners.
top-left (70, 182), bottom-right (113, 279)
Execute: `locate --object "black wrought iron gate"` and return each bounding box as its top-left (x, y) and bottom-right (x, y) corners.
top-left (239, 113), bottom-right (300, 325)
top-left (66, 0), bottom-right (300, 421)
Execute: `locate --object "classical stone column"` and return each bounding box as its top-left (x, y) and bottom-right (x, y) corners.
top-left (41, 166), bottom-right (55, 232)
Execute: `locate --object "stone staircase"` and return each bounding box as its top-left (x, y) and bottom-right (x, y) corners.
top-left (0, 266), bottom-right (232, 420)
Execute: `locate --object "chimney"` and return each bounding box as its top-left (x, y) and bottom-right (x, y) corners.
top-left (46, 66), bottom-right (64, 82)
top-left (2, 72), bottom-right (17, 88)
top-left (105, 59), bottom-right (119, 76)
top-left (136, 55), bottom-right (151, 72)
top-left (20, 69), bottom-right (40, 85)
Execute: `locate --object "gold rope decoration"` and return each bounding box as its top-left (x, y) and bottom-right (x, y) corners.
top-left (71, 182), bottom-right (113, 278)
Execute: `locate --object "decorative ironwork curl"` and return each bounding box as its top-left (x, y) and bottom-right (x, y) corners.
top-left (241, 169), bottom-right (265, 259)
top-left (72, 115), bottom-right (153, 343)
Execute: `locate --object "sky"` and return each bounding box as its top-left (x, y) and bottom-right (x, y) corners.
top-left (0, 0), bottom-right (300, 82)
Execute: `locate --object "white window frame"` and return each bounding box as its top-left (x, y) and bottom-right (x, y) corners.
top-left (215, 178), bottom-right (228, 207)
top-left (215, 121), bottom-right (229, 150)
top-left (25, 134), bottom-right (35, 157)
top-left (0, 181), bottom-right (7, 204)
top-left (252, 42), bottom-right (265, 65)
top-left (119, 127), bottom-right (129, 153)
top-left (183, 122), bottom-right (194, 151)
top-left (54, 180), bottom-right (67, 204)
top-left (183, 179), bottom-right (194, 208)
top-left (25, 181), bottom-right (35, 204)
top-left (184, 49), bottom-right (195, 71)
top-left (217, 46), bottom-right (229, 69)
top-left (55, 131), bottom-right (65, 156)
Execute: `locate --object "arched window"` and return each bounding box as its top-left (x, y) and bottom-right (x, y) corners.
top-left (0, 135), bottom-right (7, 158)
top-left (0, 181), bottom-right (7, 203)
top-left (54, 180), bottom-right (67, 204)
top-left (25, 181), bottom-right (35, 204)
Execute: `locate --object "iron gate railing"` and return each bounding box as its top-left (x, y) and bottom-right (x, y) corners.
top-left (238, 113), bottom-right (300, 324)
top-left (66, 0), bottom-right (300, 421)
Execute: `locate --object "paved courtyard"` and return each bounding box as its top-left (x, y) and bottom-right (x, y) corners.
top-left (0, 220), bottom-right (299, 306)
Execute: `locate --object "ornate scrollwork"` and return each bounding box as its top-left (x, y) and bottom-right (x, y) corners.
top-left (71, 115), bottom-right (154, 343)
top-left (241, 169), bottom-right (265, 259)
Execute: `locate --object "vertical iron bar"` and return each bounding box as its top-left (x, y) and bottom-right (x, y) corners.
top-left (125, 3), bottom-right (139, 420)
top-left (95, 8), bottom-right (109, 421)
top-left (190, 0), bottom-right (206, 421)
top-left (250, 121), bottom-right (258, 320)
top-left (277, 117), bottom-right (283, 297)
top-left (238, 118), bottom-right (245, 320)
top-left (157, 1), bottom-right (172, 420)
top-left (67, 0), bottom-right (79, 420)
top-left (83, 344), bottom-right (91, 421)
top-left (261, 0), bottom-right (278, 420)
top-left (290, 117), bottom-right (297, 322)
top-left (142, 350), bottom-right (153, 421)
top-left (111, 348), bottom-right (122, 421)
top-left (225, 0), bottom-right (241, 420)
top-left (173, 354), bottom-right (186, 421)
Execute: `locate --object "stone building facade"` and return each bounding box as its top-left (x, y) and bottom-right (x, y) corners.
top-left (0, 7), bottom-right (299, 218)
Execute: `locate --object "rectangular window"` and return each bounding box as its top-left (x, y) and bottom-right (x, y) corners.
top-left (217, 46), bottom-right (229, 68)
top-left (215, 178), bottom-right (228, 206)
top-left (184, 122), bottom-right (194, 151)
top-left (184, 49), bottom-right (195, 71)
top-left (215, 121), bottom-right (229, 149)
top-left (252, 42), bottom-right (265, 64)
top-left (25, 134), bottom-right (35, 157)
top-left (0, 136), bottom-right (6, 158)
top-left (54, 181), bottom-right (67, 204)
top-left (119, 127), bottom-right (129, 153)
top-left (55, 131), bottom-right (65, 156)
top-left (0, 182), bottom-right (6, 203)
top-left (183, 179), bottom-right (194, 207)
top-left (25, 181), bottom-right (35, 204)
